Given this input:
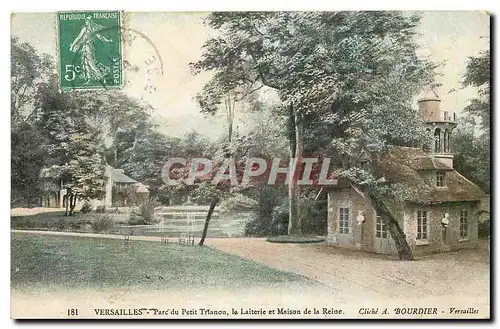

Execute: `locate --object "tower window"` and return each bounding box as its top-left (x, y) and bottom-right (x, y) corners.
top-left (443, 129), bottom-right (451, 152)
top-left (434, 128), bottom-right (442, 153)
top-left (436, 171), bottom-right (445, 187)
top-left (423, 128), bottom-right (431, 152)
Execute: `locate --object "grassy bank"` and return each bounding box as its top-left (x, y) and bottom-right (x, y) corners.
top-left (11, 232), bottom-right (312, 290)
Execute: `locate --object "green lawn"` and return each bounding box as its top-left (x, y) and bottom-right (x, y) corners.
top-left (11, 232), bottom-right (311, 290)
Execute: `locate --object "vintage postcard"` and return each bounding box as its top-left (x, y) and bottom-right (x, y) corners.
top-left (10, 11), bottom-right (491, 319)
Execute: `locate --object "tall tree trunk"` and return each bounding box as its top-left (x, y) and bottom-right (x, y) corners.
top-left (69, 194), bottom-right (77, 216)
top-left (367, 190), bottom-right (414, 260)
top-left (199, 197), bottom-right (219, 246)
top-left (225, 94), bottom-right (235, 143)
top-left (287, 104), bottom-right (303, 236)
top-left (65, 189), bottom-right (70, 216)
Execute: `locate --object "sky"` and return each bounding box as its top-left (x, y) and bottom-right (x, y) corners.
top-left (11, 11), bottom-right (490, 140)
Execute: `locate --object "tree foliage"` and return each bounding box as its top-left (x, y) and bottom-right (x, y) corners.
top-left (11, 37), bottom-right (54, 124)
top-left (462, 49), bottom-right (490, 133)
top-left (454, 49), bottom-right (490, 192)
top-left (11, 37), bottom-right (167, 210)
top-left (192, 12), bottom-right (437, 249)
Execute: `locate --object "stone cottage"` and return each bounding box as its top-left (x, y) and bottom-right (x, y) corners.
top-left (42, 165), bottom-right (149, 209)
top-left (326, 91), bottom-right (487, 255)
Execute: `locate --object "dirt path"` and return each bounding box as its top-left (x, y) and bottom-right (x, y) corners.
top-left (206, 238), bottom-right (490, 303)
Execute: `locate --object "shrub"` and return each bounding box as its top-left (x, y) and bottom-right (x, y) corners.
top-left (134, 199), bottom-right (159, 224)
top-left (90, 214), bottom-right (113, 233)
top-left (478, 220), bottom-right (490, 239)
top-left (80, 201), bottom-right (93, 214)
top-left (245, 202), bottom-right (286, 237)
top-left (244, 198), bottom-right (327, 237)
top-left (244, 186), bottom-right (286, 237)
top-left (271, 202), bottom-right (289, 235)
top-left (56, 217), bottom-right (69, 231)
top-left (301, 198), bottom-right (327, 235)
top-left (128, 212), bottom-right (147, 225)
top-left (220, 194), bottom-right (258, 213)
top-left (95, 205), bottom-right (106, 213)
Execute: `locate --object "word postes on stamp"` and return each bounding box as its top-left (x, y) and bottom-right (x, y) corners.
top-left (58, 11), bottom-right (122, 90)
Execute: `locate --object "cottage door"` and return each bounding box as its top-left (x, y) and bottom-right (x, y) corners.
top-left (374, 215), bottom-right (393, 253)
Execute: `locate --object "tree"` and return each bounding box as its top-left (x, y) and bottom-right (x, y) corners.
top-left (11, 37), bottom-right (56, 207)
top-left (11, 37), bottom-right (165, 211)
top-left (11, 121), bottom-right (48, 207)
top-left (191, 12), bottom-right (436, 254)
top-left (11, 37), bottom-right (53, 124)
top-left (462, 49), bottom-right (490, 133)
top-left (36, 77), bottom-right (106, 215)
top-left (454, 49), bottom-right (490, 192)
top-left (115, 122), bottom-right (175, 197)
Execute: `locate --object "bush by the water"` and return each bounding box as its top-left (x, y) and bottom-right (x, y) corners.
top-left (95, 205), bottom-right (106, 213)
top-left (140, 199), bottom-right (159, 223)
top-left (245, 201), bottom-right (288, 237)
top-left (80, 201), bottom-right (93, 214)
top-left (128, 212), bottom-right (148, 225)
top-left (219, 194), bottom-right (257, 213)
top-left (129, 199), bottom-right (159, 224)
top-left (245, 197), bottom-right (327, 237)
top-left (90, 214), bottom-right (113, 233)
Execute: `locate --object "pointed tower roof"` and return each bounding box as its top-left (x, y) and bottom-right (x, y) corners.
top-left (418, 88), bottom-right (441, 102)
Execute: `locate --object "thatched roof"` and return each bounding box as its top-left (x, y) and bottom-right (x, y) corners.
top-left (105, 165), bottom-right (137, 183)
top-left (135, 182), bottom-right (149, 194)
top-left (373, 146), bottom-right (485, 204)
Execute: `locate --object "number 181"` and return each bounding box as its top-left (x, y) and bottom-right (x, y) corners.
top-left (67, 308), bottom-right (79, 316)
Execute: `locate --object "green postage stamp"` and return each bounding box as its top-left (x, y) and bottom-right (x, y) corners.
top-left (58, 11), bottom-right (122, 90)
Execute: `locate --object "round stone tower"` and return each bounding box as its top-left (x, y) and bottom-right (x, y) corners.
top-left (418, 89), bottom-right (457, 168)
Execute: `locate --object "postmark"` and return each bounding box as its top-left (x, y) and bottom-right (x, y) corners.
top-left (120, 26), bottom-right (165, 100)
top-left (58, 11), bottom-right (123, 90)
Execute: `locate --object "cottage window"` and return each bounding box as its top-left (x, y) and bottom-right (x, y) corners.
top-left (417, 210), bottom-right (428, 240)
top-left (436, 171), bottom-right (445, 187)
top-left (339, 208), bottom-right (350, 234)
top-left (375, 215), bottom-right (388, 238)
top-left (460, 210), bottom-right (469, 239)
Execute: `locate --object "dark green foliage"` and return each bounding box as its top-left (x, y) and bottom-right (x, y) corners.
top-left (80, 201), bottom-right (93, 214)
top-left (11, 36), bottom-right (174, 210)
top-left (95, 205), bottom-right (106, 213)
top-left (453, 49), bottom-right (490, 193)
top-left (245, 196), bottom-right (327, 237)
top-left (219, 194), bottom-right (257, 213)
top-left (478, 220), bottom-right (490, 239)
top-left (244, 185), bottom-right (286, 237)
top-left (301, 198), bottom-right (328, 236)
top-left (127, 212), bottom-right (148, 226)
top-left (135, 199), bottom-right (159, 224)
top-left (89, 214), bottom-right (113, 233)
top-left (11, 37), bottom-right (53, 207)
top-left (193, 12), bottom-right (437, 240)
top-left (11, 123), bottom-right (47, 207)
